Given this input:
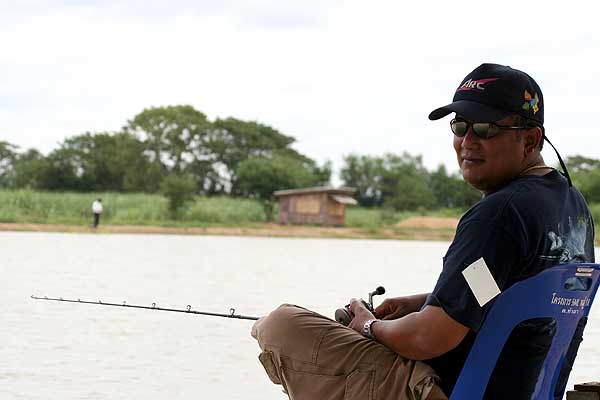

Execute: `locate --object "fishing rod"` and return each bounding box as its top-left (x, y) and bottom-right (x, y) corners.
top-left (32, 285), bottom-right (386, 323)
top-left (30, 295), bottom-right (260, 321)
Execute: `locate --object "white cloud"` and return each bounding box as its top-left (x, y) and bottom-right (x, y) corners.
top-left (1, 0), bottom-right (599, 179)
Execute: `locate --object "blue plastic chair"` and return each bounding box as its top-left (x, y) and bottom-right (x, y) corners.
top-left (450, 263), bottom-right (600, 400)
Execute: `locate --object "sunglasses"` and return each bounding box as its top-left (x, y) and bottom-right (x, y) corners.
top-left (450, 118), bottom-right (527, 139)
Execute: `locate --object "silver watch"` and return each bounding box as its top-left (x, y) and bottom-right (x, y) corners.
top-left (362, 319), bottom-right (378, 340)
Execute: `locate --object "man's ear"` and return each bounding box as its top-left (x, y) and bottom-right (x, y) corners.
top-left (523, 126), bottom-right (543, 154)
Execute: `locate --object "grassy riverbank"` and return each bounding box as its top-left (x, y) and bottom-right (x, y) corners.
top-left (2, 189), bottom-right (598, 243)
top-left (0, 189), bottom-right (464, 240)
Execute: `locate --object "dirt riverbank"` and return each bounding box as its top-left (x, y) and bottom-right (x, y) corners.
top-left (0, 217), bottom-right (459, 241)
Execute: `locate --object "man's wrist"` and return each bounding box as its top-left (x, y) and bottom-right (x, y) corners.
top-left (362, 319), bottom-right (378, 340)
top-left (410, 293), bottom-right (430, 312)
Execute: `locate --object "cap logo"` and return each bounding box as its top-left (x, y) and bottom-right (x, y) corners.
top-left (458, 77), bottom-right (499, 92)
top-left (522, 90), bottom-right (540, 114)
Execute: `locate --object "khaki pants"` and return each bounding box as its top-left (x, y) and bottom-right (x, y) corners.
top-left (252, 304), bottom-right (447, 400)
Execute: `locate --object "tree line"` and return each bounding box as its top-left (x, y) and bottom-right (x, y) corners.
top-left (4, 104), bottom-right (596, 219)
top-left (0, 106), bottom-right (329, 195)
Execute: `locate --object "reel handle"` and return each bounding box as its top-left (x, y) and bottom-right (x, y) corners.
top-left (334, 286), bottom-right (385, 326)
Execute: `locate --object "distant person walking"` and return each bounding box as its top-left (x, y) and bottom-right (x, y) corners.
top-left (92, 198), bottom-right (103, 228)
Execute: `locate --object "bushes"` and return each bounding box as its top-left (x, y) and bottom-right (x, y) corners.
top-left (0, 190), bottom-right (269, 226)
top-left (0, 189), bottom-right (472, 229)
top-left (160, 174), bottom-right (196, 218)
top-left (186, 196), bottom-right (265, 224)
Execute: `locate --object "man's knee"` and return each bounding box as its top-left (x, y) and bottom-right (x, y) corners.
top-left (252, 304), bottom-right (338, 362)
top-left (251, 304), bottom-right (309, 345)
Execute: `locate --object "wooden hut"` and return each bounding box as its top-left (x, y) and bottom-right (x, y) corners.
top-left (274, 187), bottom-right (357, 226)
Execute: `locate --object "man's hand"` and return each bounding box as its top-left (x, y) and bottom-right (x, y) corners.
top-left (374, 293), bottom-right (429, 320)
top-left (347, 297), bottom-right (470, 359)
top-left (347, 298), bottom-right (375, 335)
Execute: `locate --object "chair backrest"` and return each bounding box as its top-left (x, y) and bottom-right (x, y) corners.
top-left (450, 263), bottom-right (600, 400)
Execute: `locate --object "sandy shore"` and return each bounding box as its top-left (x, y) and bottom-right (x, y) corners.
top-left (0, 217), bottom-right (459, 241)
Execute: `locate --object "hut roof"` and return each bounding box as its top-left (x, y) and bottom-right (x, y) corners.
top-left (274, 186), bottom-right (356, 197)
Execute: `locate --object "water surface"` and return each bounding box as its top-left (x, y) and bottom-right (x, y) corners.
top-left (2, 232), bottom-right (598, 399)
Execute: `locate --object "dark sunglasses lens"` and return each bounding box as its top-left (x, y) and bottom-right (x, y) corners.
top-left (451, 121), bottom-right (468, 136)
top-left (472, 123), bottom-right (492, 138)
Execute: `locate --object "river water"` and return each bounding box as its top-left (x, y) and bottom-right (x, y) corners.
top-left (2, 232), bottom-right (598, 399)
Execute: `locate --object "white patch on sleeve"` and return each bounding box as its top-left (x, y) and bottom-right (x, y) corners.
top-left (461, 257), bottom-right (501, 307)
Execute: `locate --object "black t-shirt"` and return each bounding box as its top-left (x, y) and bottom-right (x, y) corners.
top-left (423, 170), bottom-right (595, 399)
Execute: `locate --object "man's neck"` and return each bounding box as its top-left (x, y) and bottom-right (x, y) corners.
top-left (519, 156), bottom-right (552, 177)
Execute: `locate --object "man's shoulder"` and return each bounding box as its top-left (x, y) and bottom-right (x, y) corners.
top-left (460, 186), bottom-right (523, 225)
top-left (462, 172), bottom-right (572, 224)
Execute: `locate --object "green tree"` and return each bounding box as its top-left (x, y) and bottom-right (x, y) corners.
top-left (40, 132), bottom-right (162, 193)
top-left (206, 118), bottom-right (314, 194)
top-left (111, 132), bottom-right (164, 193)
top-left (342, 153), bottom-right (480, 211)
top-left (429, 165), bottom-right (480, 209)
top-left (236, 155), bottom-right (321, 221)
top-left (565, 155), bottom-right (600, 174)
top-left (126, 105), bottom-right (211, 178)
top-left (37, 148), bottom-right (82, 191)
top-left (185, 158), bottom-right (226, 194)
top-left (10, 149), bottom-right (46, 189)
top-left (340, 154), bottom-right (384, 207)
top-left (0, 141), bottom-right (17, 187)
top-left (58, 133), bottom-right (113, 191)
top-left (92, 131), bottom-right (163, 193)
top-left (564, 156), bottom-right (600, 202)
top-left (311, 160), bottom-right (333, 187)
top-left (380, 153), bottom-right (435, 211)
top-left (4, 105), bottom-right (325, 196)
top-left (160, 173), bottom-right (196, 218)
top-left (576, 169), bottom-right (600, 203)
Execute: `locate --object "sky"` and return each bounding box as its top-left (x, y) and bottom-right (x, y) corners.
top-left (2, 0), bottom-right (600, 182)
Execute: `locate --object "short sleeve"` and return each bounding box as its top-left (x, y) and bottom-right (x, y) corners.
top-left (426, 218), bottom-right (522, 331)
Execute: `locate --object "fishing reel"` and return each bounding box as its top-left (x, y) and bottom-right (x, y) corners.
top-left (334, 286), bottom-right (385, 326)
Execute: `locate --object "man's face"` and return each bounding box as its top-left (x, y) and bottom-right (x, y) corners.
top-left (453, 115), bottom-right (526, 194)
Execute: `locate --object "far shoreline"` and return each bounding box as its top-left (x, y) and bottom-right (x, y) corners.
top-left (0, 218), bottom-right (459, 242)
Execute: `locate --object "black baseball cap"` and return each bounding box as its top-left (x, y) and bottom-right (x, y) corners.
top-left (429, 63), bottom-right (544, 124)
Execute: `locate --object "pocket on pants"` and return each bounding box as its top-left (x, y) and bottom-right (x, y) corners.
top-left (281, 367), bottom-right (375, 400)
top-left (345, 370), bottom-right (375, 400)
top-left (258, 351), bottom-right (281, 384)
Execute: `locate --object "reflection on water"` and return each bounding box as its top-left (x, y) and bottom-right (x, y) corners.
top-left (2, 232), bottom-right (598, 399)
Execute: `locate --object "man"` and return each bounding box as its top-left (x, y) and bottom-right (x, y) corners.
top-left (92, 198), bottom-right (103, 228)
top-left (252, 64), bottom-right (595, 399)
